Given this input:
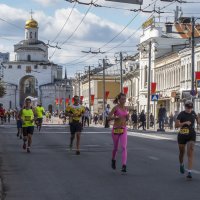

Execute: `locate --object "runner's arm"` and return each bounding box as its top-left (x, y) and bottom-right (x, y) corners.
top-left (175, 120), bottom-right (191, 128)
top-left (108, 106), bottom-right (117, 121)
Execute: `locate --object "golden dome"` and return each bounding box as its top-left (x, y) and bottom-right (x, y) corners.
top-left (25, 18), bottom-right (38, 29)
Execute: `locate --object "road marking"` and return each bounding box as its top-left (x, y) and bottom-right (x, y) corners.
top-left (127, 132), bottom-right (175, 141)
top-left (148, 156), bottom-right (159, 161)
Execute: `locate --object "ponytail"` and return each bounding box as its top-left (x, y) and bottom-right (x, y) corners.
top-left (113, 93), bottom-right (126, 104)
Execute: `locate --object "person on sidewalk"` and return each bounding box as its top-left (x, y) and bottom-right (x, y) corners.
top-left (66, 96), bottom-right (85, 155)
top-left (108, 93), bottom-right (130, 173)
top-left (158, 104), bottom-right (166, 131)
top-left (104, 104), bottom-right (110, 128)
top-left (138, 110), bottom-right (146, 130)
top-left (131, 110), bottom-right (138, 130)
top-left (175, 100), bottom-right (199, 179)
top-left (150, 113), bottom-right (154, 128)
top-left (83, 107), bottom-right (90, 127)
top-left (19, 98), bottom-right (36, 153)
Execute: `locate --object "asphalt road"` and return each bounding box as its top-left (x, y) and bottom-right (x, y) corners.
top-left (0, 125), bottom-right (200, 200)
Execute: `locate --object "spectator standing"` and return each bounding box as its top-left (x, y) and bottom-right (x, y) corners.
top-left (138, 110), bottom-right (146, 130)
top-left (104, 104), bottom-right (110, 128)
top-left (131, 110), bottom-right (138, 129)
top-left (158, 104), bottom-right (166, 131)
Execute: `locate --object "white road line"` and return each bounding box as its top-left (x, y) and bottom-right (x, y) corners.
top-left (148, 156), bottom-right (159, 161)
top-left (127, 132), bottom-right (175, 141)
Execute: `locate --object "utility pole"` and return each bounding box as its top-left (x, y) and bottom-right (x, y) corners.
top-left (78, 73), bottom-right (81, 98)
top-left (120, 52), bottom-right (123, 93)
top-left (88, 66), bottom-right (91, 112)
top-left (103, 59), bottom-right (106, 125)
top-left (146, 41), bottom-right (152, 130)
top-left (191, 17), bottom-right (195, 102)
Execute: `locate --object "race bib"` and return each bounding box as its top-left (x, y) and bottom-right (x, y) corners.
top-left (113, 128), bottom-right (124, 135)
top-left (24, 116), bottom-right (31, 121)
top-left (179, 128), bottom-right (190, 135)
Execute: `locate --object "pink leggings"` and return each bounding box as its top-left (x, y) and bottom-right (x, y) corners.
top-left (112, 127), bottom-right (127, 165)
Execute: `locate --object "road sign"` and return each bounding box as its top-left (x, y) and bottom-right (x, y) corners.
top-left (105, 0), bottom-right (143, 5)
top-left (151, 94), bottom-right (159, 101)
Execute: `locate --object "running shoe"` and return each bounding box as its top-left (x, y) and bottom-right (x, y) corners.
top-left (27, 148), bottom-right (30, 153)
top-left (23, 143), bottom-right (26, 150)
top-left (180, 164), bottom-right (185, 174)
top-left (20, 135), bottom-right (22, 139)
top-left (121, 165), bottom-right (127, 173)
top-left (111, 159), bottom-right (116, 170)
top-left (69, 144), bottom-right (73, 151)
top-left (187, 172), bottom-right (192, 179)
top-left (17, 133), bottom-right (19, 137)
top-left (76, 151), bottom-right (80, 155)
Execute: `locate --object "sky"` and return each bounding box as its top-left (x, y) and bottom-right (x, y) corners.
top-left (0, 0), bottom-right (200, 76)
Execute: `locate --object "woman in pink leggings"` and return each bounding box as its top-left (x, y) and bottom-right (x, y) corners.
top-left (108, 93), bottom-right (129, 173)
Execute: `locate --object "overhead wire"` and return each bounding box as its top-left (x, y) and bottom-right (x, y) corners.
top-left (51, 1), bottom-right (77, 43)
top-left (63, 0), bottom-right (158, 66)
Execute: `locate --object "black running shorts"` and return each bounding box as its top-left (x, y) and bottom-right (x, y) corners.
top-left (37, 118), bottom-right (43, 124)
top-left (70, 121), bottom-right (82, 134)
top-left (177, 133), bottom-right (196, 145)
top-left (23, 126), bottom-right (34, 136)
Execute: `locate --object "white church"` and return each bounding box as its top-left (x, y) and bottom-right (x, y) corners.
top-left (0, 15), bottom-right (73, 112)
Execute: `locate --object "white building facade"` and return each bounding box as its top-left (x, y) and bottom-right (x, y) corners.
top-left (0, 16), bottom-right (73, 111)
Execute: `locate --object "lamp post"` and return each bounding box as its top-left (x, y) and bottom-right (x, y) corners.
top-left (146, 41), bottom-right (152, 130)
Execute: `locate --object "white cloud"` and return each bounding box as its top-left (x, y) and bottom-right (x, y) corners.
top-left (32, 0), bottom-right (61, 6)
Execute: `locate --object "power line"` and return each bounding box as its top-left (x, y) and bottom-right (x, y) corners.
top-left (51, 2), bottom-right (77, 43)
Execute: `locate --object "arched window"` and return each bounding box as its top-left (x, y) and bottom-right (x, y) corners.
top-left (30, 32), bottom-right (32, 39)
top-left (35, 32), bottom-right (37, 38)
top-left (27, 55), bottom-right (31, 61)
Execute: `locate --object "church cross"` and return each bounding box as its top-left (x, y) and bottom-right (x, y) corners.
top-left (30, 9), bottom-right (34, 19)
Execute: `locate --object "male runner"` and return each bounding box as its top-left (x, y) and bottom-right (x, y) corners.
top-left (35, 103), bottom-right (45, 131)
top-left (175, 100), bottom-right (199, 179)
top-left (66, 96), bottom-right (85, 155)
top-left (19, 98), bottom-right (36, 153)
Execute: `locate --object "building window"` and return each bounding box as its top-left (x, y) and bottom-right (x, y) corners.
top-left (8, 65), bottom-right (12, 69)
top-left (17, 65), bottom-right (21, 69)
top-left (26, 66), bottom-right (31, 73)
top-left (30, 32), bottom-right (32, 39)
top-left (35, 32), bottom-right (37, 38)
top-left (27, 55), bottom-right (31, 61)
top-left (43, 65), bottom-right (47, 69)
top-left (144, 65), bottom-right (147, 87)
top-left (34, 65), bottom-right (38, 69)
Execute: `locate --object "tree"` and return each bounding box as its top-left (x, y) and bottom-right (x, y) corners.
top-left (0, 82), bottom-right (6, 98)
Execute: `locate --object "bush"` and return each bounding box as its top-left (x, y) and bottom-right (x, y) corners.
top-left (0, 82), bottom-right (6, 98)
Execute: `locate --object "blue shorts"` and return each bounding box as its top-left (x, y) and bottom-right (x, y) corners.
top-left (17, 120), bottom-right (22, 128)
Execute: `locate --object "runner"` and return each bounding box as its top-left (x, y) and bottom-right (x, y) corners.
top-left (175, 100), bottom-right (199, 179)
top-left (19, 98), bottom-right (36, 153)
top-left (35, 103), bottom-right (45, 131)
top-left (0, 104), bottom-right (5, 125)
top-left (108, 93), bottom-right (130, 173)
top-left (16, 110), bottom-right (23, 139)
top-left (66, 95), bottom-right (85, 155)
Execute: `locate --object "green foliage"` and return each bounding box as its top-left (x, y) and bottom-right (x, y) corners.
top-left (0, 82), bottom-right (6, 98)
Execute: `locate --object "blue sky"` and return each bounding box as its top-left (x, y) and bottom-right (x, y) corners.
top-left (0, 0), bottom-right (199, 76)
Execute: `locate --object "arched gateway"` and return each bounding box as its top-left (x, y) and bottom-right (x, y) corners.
top-left (19, 75), bottom-right (38, 106)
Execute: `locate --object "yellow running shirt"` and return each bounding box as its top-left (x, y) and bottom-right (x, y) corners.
top-left (35, 106), bottom-right (45, 118)
top-left (21, 109), bottom-right (34, 127)
top-left (66, 105), bottom-right (85, 122)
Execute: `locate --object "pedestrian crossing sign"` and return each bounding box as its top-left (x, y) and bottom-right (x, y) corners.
top-left (151, 94), bottom-right (159, 101)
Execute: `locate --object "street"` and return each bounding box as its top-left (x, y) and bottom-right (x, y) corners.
top-left (0, 125), bottom-right (200, 200)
